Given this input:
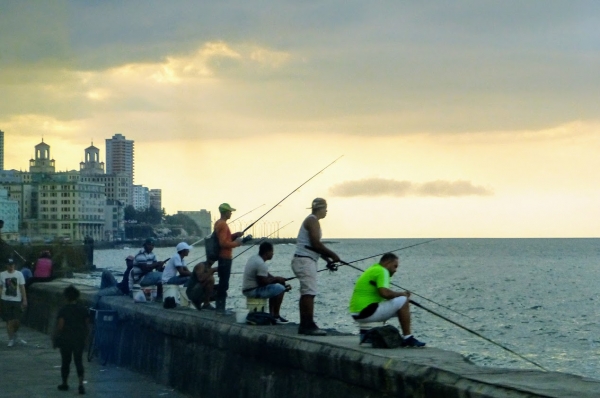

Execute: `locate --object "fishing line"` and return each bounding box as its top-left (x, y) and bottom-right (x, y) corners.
top-left (242, 155), bottom-right (343, 234)
top-left (409, 299), bottom-right (548, 371)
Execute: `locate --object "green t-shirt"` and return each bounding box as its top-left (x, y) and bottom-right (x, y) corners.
top-left (349, 263), bottom-right (390, 313)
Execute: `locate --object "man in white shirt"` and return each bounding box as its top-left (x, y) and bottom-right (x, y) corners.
top-left (161, 242), bottom-right (192, 285)
top-left (242, 242), bottom-right (290, 324)
top-left (0, 259), bottom-right (27, 347)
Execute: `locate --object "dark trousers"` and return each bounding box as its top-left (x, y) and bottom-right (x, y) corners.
top-left (216, 258), bottom-right (232, 300)
top-left (60, 343), bottom-right (85, 381)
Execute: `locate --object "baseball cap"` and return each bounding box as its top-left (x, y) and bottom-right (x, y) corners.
top-left (219, 203), bottom-right (236, 212)
top-left (176, 242), bottom-right (192, 252)
top-left (308, 198), bottom-right (327, 209)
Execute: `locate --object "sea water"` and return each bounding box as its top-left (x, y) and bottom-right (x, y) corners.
top-left (67, 238), bottom-right (600, 380)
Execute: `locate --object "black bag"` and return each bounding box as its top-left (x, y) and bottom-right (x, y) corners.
top-left (205, 232), bottom-right (220, 262)
top-left (362, 325), bottom-right (404, 348)
top-left (246, 311), bottom-right (278, 326)
top-left (163, 297), bottom-right (177, 309)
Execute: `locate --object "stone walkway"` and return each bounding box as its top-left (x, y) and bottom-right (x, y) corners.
top-left (0, 320), bottom-right (190, 398)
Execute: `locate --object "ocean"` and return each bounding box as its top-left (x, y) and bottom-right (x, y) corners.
top-left (67, 238), bottom-right (600, 380)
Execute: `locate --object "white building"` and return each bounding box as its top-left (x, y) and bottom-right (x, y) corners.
top-left (132, 184), bottom-right (150, 210)
top-left (0, 188), bottom-right (19, 240)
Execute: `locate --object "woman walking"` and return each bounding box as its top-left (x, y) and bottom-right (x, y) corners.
top-left (53, 285), bottom-right (89, 394)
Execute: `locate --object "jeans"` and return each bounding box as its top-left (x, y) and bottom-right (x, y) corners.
top-left (243, 283), bottom-right (286, 299)
top-left (165, 276), bottom-right (190, 286)
top-left (140, 271), bottom-right (162, 286)
top-left (60, 342), bottom-right (85, 380)
top-left (217, 258), bottom-right (232, 300)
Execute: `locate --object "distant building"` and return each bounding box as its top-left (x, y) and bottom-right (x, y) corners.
top-left (29, 140), bottom-right (55, 173)
top-left (149, 189), bottom-right (162, 210)
top-left (177, 210), bottom-right (212, 237)
top-left (132, 184), bottom-right (149, 210)
top-left (0, 188), bottom-right (19, 240)
top-left (104, 199), bottom-right (125, 241)
top-left (105, 133), bottom-right (134, 182)
top-left (79, 144), bottom-right (131, 206)
top-left (79, 143), bottom-right (104, 175)
top-left (0, 130), bottom-right (4, 171)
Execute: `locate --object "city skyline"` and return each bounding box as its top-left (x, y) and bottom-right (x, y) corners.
top-left (1, 2), bottom-right (600, 238)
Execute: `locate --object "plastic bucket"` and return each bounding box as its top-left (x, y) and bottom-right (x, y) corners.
top-left (235, 309), bottom-right (249, 323)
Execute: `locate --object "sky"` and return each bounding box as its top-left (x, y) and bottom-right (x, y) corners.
top-left (1, 1), bottom-right (599, 238)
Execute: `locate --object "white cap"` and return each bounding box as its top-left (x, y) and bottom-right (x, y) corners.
top-left (176, 242), bottom-right (192, 252)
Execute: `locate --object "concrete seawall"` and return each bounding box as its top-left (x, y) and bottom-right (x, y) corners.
top-left (25, 281), bottom-right (600, 398)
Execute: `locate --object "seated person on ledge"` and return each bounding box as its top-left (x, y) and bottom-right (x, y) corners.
top-left (349, 252), bottom-right (425, 347)
top-left (26, 250), bottom-right (54, 288)
top-left (242, 242), bottom-right (290, 324)
top-left (161, 242), bottom-right (192, 285)
top-left (186, 260), bottom-right (218, 310)
top-left (96, 255), bottom-right (134, 304)
top-left (129, 238), bottom-right (167, 292)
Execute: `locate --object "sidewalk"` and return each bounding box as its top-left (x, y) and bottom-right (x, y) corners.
top-left (0, 321), bottom-right (190, 398)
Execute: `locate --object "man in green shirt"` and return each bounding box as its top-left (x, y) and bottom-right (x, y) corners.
top-left (349, 252), bottom-right (425, 347)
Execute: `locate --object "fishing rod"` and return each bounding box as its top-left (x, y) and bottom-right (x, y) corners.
top-left (188, 204), bottom-right (266, 247)
top-left (12, 249), bottom-right (27, 263)
top-left (242, 155), bottom-right (343, 234)
top-left (409, 299), bottom-right (548, 371)
top-left (187, 221), bottom-right (294, 266)
top-left (233, 221), bottom-right (294, 260)
top-left (344, 239), bottom-right (440, 265)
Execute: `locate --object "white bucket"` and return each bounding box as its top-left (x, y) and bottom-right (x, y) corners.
top-left (235, 309), bottom-right (249, 324)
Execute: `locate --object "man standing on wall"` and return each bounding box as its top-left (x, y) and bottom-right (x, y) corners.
top-left (291, 198), bottom-right (340, 336)
top-left (214, 203), bottom-right (245, 314)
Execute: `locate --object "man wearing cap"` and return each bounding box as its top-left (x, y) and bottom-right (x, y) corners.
top-left (214, 203), bottom-right (245, 314)
top-left (291, 198), bottom-right (341, 336)
top-left (129, 238), bottom-right (167, 291)
top-left (161, 242), bottom-right (193, 285)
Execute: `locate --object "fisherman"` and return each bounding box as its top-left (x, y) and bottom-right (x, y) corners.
top-left (95, 255), bottom-right (135, 305)
top-left (129, 238), bottom-right (166, 291)
top-left (161, 242), bottom-right (193, 285)
top-left (242, 242), bottom-right (290, 324)
top-left (186, 259), bottom-right (218, 310)
top-left (291, 198), bottom-right (340, 336)
top-left (214, 203), bottom-right (245, 314)
top-left (349, 252), bottom-right (425, 347)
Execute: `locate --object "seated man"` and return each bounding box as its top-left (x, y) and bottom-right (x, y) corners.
top-left (129, 238), bottom-right (166, 291)
top-left (161, 242), bottom-right (192, 285)
top-left (242, 242), bottom-right (289, 324)
top-left (349, 252), bottom-right (425, 347)
top-left (186, 260), bottom-right (217, 310)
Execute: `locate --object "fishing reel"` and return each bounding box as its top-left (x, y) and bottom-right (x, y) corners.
top-left (326, 260), bottom-right (339, 272)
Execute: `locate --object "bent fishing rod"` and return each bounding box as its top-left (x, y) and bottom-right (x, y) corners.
top-left (242, 155), bottom-right (343, 234)
top-left (408, 299), bottom-right (548, 371)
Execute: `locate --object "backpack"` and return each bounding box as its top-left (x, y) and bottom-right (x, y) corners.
top-left (205, 232), bottom-right (220, 262)
top-left (361, 325), bottom-right (404, 348)
top-left (246, 311), bottom-right (278, 326)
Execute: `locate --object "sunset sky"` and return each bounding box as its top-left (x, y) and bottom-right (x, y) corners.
top-left (1, 1), bottom-right (599, 238)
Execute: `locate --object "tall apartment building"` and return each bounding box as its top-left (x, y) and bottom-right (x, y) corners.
top-left (149, 189), bottom-right (162, 210)
top-left (0, 130), bottom-right (4, 171)
top-left (132, 184), bottom-right (150, 210)
top-left (105, 134), bottom-right (134, 182)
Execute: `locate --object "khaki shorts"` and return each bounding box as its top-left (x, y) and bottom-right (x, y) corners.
top-left (291, 257), bottom-right (318, 296)
top-left (0, 300), bottom-right (23, 322)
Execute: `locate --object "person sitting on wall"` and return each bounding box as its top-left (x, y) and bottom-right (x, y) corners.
top-left (349, 252), bottom-right (425, 347)
top-left (95, 255), bottom-right (135, 306)
top-left (242, 242), bottom-right (290, 324)
top-left (186, 260), bottom-right (218, 310)
top-left (161, 242), bottom-right (193, 285)
top-left (26, 250), bottom-right (54, 288)
top-left (129, 238), bottom-right (167, 292)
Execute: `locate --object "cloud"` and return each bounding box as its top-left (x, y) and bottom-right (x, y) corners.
top-left (329, 178), bottom-right (493, 198)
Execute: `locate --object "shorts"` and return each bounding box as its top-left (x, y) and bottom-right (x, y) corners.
top-left (352, 296), bottom-right (407, 323)
top-left (291, 257), bottom-right (318, 296)
top-left (243, 283), bottom-right (286, 299)
top-left (1, 300), bottom-right (23, 322)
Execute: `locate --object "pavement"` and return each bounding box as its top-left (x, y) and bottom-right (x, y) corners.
top-left (0, 320), bottom-right (190, 398)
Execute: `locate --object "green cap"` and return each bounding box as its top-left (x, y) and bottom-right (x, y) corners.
top-left (219, 203), bottom-right (236, 212)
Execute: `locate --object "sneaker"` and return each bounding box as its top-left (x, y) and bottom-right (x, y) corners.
top-left (201, 303), bottom-right (216, 310)
top-left (298, 325), bottom-right (327, 336)
top-left (402, 335), bottom-right (426, 347)
top-left (275, 315), bottom-right (289, 324)
top-left (57, 384), bottom-right (69, 391)
top-left (7, 339), bottom-right (14, 347)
